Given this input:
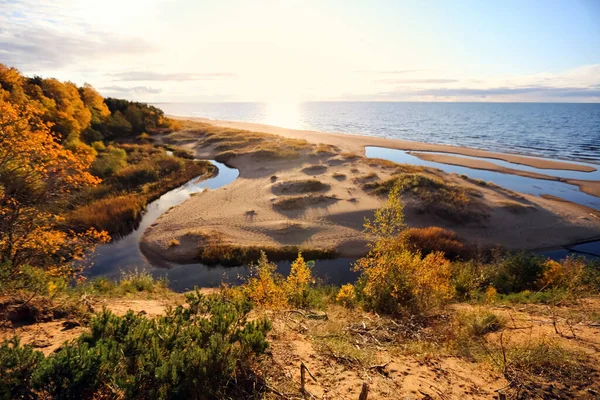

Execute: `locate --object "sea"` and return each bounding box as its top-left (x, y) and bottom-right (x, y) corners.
top-left (155, 102), bottom-right (600, 163)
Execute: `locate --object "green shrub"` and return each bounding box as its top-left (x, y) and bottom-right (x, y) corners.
top-left (25, 291), bottom-right (271, 399)
top-left (90, 141), bottom-right (105, 152)
top-left (0, 337), bottom-right (44, 400)
top-left (490, 252), bottom-right (546, 293)
top-left (91, 146), bottom-right (127, 177)
top-left (460, 310), bottom-right (503, 337)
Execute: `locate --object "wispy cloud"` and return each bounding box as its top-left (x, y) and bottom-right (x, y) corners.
top-left (101, 85), bottom-right (163, 95)
top-left (108, 71), bottom-right (236, 82)
top-left (412, 86), bottom-right (600, 97)
top-left (382, 78), bottom-right (459, 84)
top-left (0, 0), bottom-right (158, 71)
top-left (0, 27), bottom-right (157, 70)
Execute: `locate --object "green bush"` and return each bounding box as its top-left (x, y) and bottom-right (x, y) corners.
top-left (490, 252), bottom-right (546, 293)
top-left (0, 337), bottom-right (44, 400)
top-left (91, 146), bottom-right (127, 177)
top-left (27, 291), bottom-right (271, 399)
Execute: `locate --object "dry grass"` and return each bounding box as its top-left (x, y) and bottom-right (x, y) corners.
top-left (364, 173), bottom-right (488, 223)
top-left (314, 143), bottom-right (339, 154)
top-left (364, 158), bottom-right (426, 173)
top-left (67, 194), bottom-right (146, 235)
top-left (273, 195), bottom-right (339, 211)
top-left (332, 172), bottom-right (346, 181)
top-left (353, 172), bottom-right (379, 184)
top-left (499, 200), bottom-right (535, 214)
top-left (271, 179), bottom-right (330, 195)
top-left (406, 226), bottom-right (473, 260)
top-left (180, 122), bottom-right (315, 162)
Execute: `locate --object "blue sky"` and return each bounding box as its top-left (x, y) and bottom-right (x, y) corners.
top-left (0, 0), bottom-right (599, 102)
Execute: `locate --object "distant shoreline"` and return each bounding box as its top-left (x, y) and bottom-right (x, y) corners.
top-left (168, 115), bottom-right (599, 171)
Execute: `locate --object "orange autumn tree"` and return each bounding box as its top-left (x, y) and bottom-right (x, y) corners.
top-left (0, 99), bottom-right (108, 278)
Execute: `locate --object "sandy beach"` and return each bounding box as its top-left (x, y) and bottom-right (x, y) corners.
top-left (141, 118), bottom-right (600, 264)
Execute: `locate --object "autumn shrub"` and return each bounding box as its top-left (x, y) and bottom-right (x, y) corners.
top-left (352, 184), bottom-right (454, 316)
top-left (283, 253), bottom-right (313, 307)
top-left (336, 284), bottom-right (357, 307)
top-left (0, 291), bottom-right (271, 399)
top-left (223, 252), bottom-right (323, 310)
top-left (451, 260), bottom-right (487, 300)
top-left (237, 252), bottom-right (288, 309)
top-left (406, 226), bottom-right (471, 260)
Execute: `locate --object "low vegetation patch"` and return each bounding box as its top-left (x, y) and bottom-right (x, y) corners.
top-left (67, 145), bottom-right (214, 236)
top-left (0, 291), bottom-right (271, 399)
top-left (406, 226), bottom-right (475, 260)
top-left (198, 241), bottom-right (336, 267)
top-left (364, 172), bottom-right (488, 223)
top-left (271, 179), bottom-right (330, 195)
top-left (273, 194), bottom-right (339, 211)
top-left (179, 122), bottom-right (314, 162)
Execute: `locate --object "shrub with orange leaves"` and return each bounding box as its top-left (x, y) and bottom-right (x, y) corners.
top-left (241, 251), bottom-right (288, 309)
top-left (336, 284), bottom-right (356, 307)
top-left (537, 257), bottom-right (585, 293)
top-left (283, 252), bottom-right (313, 306)
top-left (406, 226), bottom-right (471, 260)
top-left (353, 183), bottom-right (454, 316)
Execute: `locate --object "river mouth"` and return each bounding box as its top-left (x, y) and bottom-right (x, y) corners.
top-left (86, 160), bottom-right (239, 279)
top-left (87, 151), bottom-right (600, 292)
top-left (86, 160), bottom-right (359, 290)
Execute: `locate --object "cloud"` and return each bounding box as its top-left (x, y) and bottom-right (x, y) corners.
top-left (412, 86), bottom-right (600, 97)
top-left (108, 71), bottom-right (236, 82)
top-left (383, 78), bottom-right (459, 84)
top-left (0, 27), bottom-right (157, 70)
top-left (0, 0), bottom-right (158, 71)
top-left (373, 69), bottom-right (424, 75)
top-left (100, 85), bottom-right (163, 95)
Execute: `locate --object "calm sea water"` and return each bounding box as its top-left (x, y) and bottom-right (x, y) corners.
top-left (156, 102), bottom-right (600, 162)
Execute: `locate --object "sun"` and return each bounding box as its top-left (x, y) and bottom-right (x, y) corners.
top-left (264, 100), bottom-right (303, 130)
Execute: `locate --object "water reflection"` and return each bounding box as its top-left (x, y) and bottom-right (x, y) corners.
top-left (87, 161), bottom-right (239, 278)
top-left (264, 102), bottom-right (304, 130)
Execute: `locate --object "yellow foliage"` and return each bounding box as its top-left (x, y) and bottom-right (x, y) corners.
top-left (336, 284), bottom-right (356, 307)
top-left (242, 251), bottom-right (288, 309)
top-left (0, 99), bottom-right (106, 275)
top-left (485, 286), bottom-right (498, 303)
top-left (537, 257), bottom-right (585, 292)
top-left (223, 252), bottom-right (316, 310)
top-left (284, 252), bottom-right (312, 303)
top-left (354, 182), bottom-right (454, 315)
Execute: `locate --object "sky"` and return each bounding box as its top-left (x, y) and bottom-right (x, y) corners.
top-left (1, 0), bottom-right (599, 103)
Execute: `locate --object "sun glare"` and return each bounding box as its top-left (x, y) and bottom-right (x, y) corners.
top-left (264, 101), bottom-right (303, 130)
